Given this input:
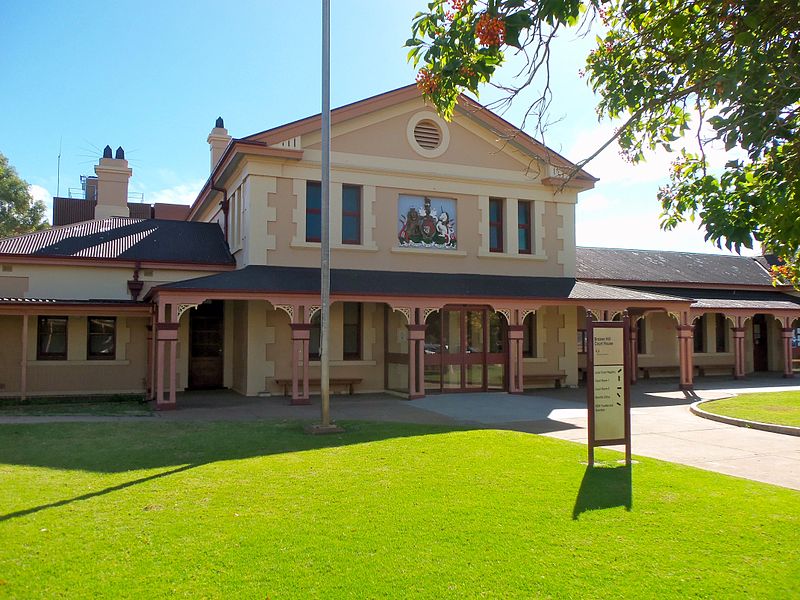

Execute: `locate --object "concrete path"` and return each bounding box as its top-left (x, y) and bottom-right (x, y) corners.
top-left (2, 377), bottom-right (799, 490)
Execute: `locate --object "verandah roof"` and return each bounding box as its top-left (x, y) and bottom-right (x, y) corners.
top-left (151, 265), bottom-right (689, 304)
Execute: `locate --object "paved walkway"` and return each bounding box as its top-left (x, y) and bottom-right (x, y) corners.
top-left (2, 377), bottom-right (799, 490)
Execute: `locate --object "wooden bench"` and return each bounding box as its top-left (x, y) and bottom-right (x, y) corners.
top-left (639, 366), bottom-right (680, 379)
top-left (274, 378), bottom-right (362, 397)
top-left (697, 365), bottom-right (735, 377)
top-left (523, 374), bottom-right (566, 389)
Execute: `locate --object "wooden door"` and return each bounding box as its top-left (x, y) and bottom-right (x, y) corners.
top-left (189, 301), bottom-right (224, 389)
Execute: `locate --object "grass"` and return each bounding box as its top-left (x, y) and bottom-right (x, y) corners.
top-left (702, 391), bottom-right (800, 427)
top-left (0, 399), bottom-right (152, 417)
top-left (0, 421), bottom-right (798, 598)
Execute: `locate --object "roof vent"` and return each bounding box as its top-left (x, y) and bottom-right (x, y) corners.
top-left (413, 119), bottom-right (442, 150)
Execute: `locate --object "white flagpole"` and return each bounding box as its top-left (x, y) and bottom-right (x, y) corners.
top-left (320, 0), bottom-right (332, 428)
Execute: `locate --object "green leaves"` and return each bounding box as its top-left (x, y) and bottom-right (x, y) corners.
top-left (0, 152), bottom-right (48, 238)
top-left (408, 0), bottom-right (800, 285)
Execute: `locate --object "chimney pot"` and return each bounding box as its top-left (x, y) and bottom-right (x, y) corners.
top-left (115, 146), bottom-right (125, 159)
top-left (216, 116), bottom-right (224, 128)
top-left (103, 145), bottom-right (113, 159)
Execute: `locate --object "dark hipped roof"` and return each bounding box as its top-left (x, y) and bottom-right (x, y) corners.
top-left (0, 217), bottom-right (235, 266)
top-left (629, 287), bottom-right (800, 311)
top-left (576, 247), bottom-right (774, 286)
top-left (154, 265), bottom-right (688, 304)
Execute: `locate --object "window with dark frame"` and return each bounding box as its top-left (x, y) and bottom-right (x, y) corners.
top-left (305, 181), bottom-right (322, 242)
top-left (518, 200), bottom-right (532, 254)
top-left (637, 318), bottom-right (646, 355)
top-left (693, 315), bottom-right (706, 353)
top-left (522, 312), bottom-right (537, 358)
top-left (37, 316), bottom-right (68, 360)
top-left (88, 317), bottom-right (116, 360)
top-left (342, 185), bottom-right (362, 245)
top-left (309, 313), bottom-right (321, 360)
top-left (577, 329), bottom-right (588, 354)
top-left (343, 302), bottom-right (361, 360)
top-left (715, 313), bottom-right (728, 353)
top-left (489, 198), bottom-right (503, 252)
top-left (308, 303), bottom-right (362, 361)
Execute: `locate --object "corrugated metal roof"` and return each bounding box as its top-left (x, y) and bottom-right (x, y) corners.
top-left (576, 247), bottom-right (774, 286)
top-left (0, 217), bottom-right (234, 265)
top-left (628, 287), bottom-right (800, 311)
top-left (155, 265), bottom-right (689, 303)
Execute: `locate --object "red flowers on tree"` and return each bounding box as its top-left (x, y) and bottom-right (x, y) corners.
top-left (475, 13), bottom-right (505, 47)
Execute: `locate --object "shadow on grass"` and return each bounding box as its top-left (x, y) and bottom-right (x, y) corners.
top-left (0, 420), bottom-right (467, 522)
top-left (572, 464), bottom-right (632, 519)
top-left (0, 464), bottom-right (196, 523)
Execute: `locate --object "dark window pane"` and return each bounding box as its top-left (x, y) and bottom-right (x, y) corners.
top-left (310, 313), bottom-right (321, 360)
top-left (88, 317), bottom-right (116, 359)
top-left (488, 312), bottom-right (505, 353)
top-left (490, 199), bottom-right (501, 221)
top-left (694, 316), bottom-right (705, 352)
top-left (637, 318), bottom-right (646, 354)
top-left (306, 212), bottom-right (321, 241)
top-left (518, 202), bottom-right (529, 225)
top-left (342, 303), bottom-right (361, 359)
top-left (518, 228), bottom-right (530, 252)
top-left (343, 185), bottom-right (361, 213)
top-left (306, 181), bottom-right (321, 209)
top-left (342, 215), bottom-right (360, 244)
top-left (715, 314), bottom-right (727, 352)
top-left (490, 227), bottom-right (500, 251)
top-left (38, 316), bottom-right (68, 359)
top-left (523, 313), bottom-right (537, 358)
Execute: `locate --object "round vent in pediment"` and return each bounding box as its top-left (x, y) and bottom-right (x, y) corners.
top-left (413, 119), bottom-right (442, 150)
top-left (407, 112), bottom-right (450, 158)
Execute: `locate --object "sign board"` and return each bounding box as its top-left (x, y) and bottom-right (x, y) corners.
top-left (586, 314), bottom-right (632, 466)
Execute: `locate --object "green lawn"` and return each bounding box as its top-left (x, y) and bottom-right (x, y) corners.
top-left (702, 391), bottom-right (800, 427)
top-left (0, 399), bottom-right (152, 417)
top-left (1, 421), bottom-right (798, 598)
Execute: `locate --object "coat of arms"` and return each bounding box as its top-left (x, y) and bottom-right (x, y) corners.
top-left (398, 196), bottom-right (456, 249)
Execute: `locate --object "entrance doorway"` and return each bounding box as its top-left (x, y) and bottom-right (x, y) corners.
top-left (752, 314), bottom-right (769, 372)
top-left (189, 301), bottom-right (224, 389)
top-left (424, 307), bottom-right (506, 392)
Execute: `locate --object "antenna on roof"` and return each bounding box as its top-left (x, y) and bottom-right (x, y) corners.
top-left (57, 137), bottom-right (62, 197)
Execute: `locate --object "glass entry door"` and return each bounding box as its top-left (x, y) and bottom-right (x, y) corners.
top-left (425, 307), bottom-right (506, 392)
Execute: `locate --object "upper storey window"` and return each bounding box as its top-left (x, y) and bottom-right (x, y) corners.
top-left (489, 198), bottom-right (504, 253)
top-left (342, 185), bottom-right (362, 245)
top-left (518, 201), bottom-right (532, 254)
top-left (305, 181), bottom-right (322, 243)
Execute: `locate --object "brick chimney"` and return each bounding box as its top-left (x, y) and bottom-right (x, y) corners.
top-left (94, 145), bottom-right (132, 219)
top-left (207, 117), bottom-right (231, 172)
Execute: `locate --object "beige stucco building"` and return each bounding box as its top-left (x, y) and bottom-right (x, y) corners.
top-left (1, 85), bottom-right (798, 407)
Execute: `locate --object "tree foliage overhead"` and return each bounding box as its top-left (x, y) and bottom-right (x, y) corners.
top-left (0, 152), bottom-right (48, 238)
top-left (408, 0), bottom-right (800, 286)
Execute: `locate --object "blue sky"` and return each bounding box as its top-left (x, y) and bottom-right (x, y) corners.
top-left (0, 1), bottom-right (751, 255)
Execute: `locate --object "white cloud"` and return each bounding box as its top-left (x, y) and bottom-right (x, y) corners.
top-left (131, 179), bottom-right (205, 206)
top-left (576, 193), bottom-right (761, 256)
top-left (29, 184), bottom-right (54, 224)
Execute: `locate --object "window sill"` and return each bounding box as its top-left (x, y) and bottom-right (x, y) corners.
top-left (477, 248), bottom-right (548, 261)
top-left (290, 241), bottom-right (379, 252)
top-left (391, 246), bottom-right (467, 257)
top-left (28, 359), bottom-right (130, 367)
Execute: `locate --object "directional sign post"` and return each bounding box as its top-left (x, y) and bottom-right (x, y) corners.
top-left (586, 312), bottom-right (632, 466)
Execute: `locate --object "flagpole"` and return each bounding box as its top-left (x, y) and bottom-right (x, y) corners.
top-left (320, 0), bottom-right (332, 428)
